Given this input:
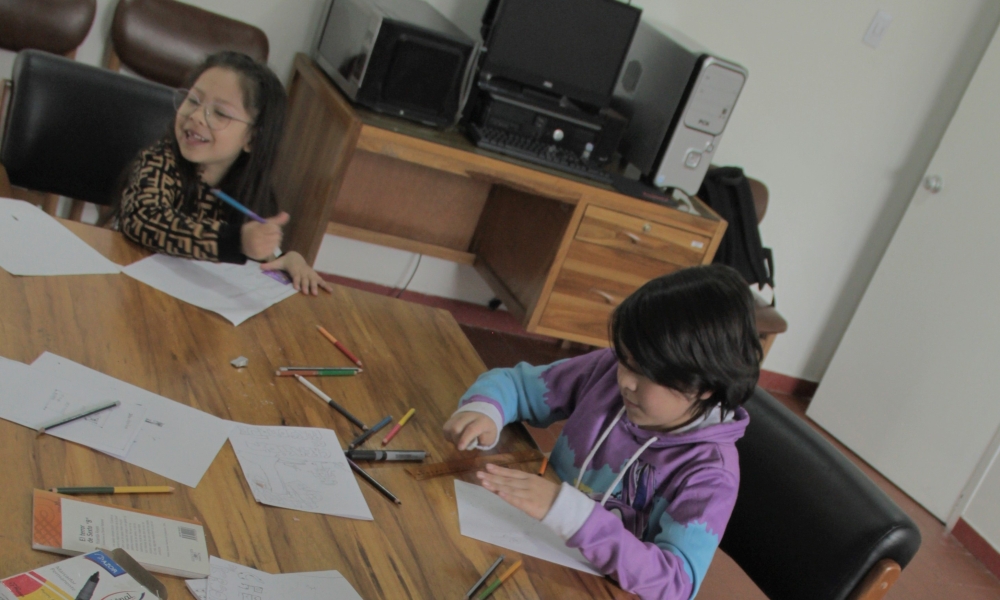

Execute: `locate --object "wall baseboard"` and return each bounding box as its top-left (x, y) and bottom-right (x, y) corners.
top-left (952, 518), bottom-right (1000, 581)
top-left (758, 369), bottom-right (819, 398)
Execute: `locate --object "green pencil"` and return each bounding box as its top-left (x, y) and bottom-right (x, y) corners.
top-left (275, 369), bottom-right (361, 377)
top-left (476, 559), bottom-right (522, 600)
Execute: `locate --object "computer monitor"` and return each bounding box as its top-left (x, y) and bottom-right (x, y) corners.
top-left (479, 0), bottom-right (641, 110)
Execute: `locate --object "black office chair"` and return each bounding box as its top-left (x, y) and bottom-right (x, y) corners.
top-left (719, 388), bottom-right (921, 600)
top-left (0, 49), bottom-right (176, 220)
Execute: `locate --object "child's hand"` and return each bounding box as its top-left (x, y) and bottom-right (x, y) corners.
top-left (261, 251), bottom-right (333, 295)
top-left (242, 212), bottom-right (289, 260)
top-left (443, 411), bottom-right (498, 450)
top-left (477, 463), bottom-right (561, 520)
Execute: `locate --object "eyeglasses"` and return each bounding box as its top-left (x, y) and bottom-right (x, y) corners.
top-left (172, 89), bottom-right (253, 131)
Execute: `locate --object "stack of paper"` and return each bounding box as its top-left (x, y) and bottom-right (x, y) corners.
top-left (122, 254), bottom-right (297, 325)
top-left (0, 353), bottom-right (233, 487)
top-left (229, 424), bottom-right (372, 520)
top-left (185, 557), bottom-right (363, 600)
top-left (0, 198), bottom-right (122, 276)
top-left (455, 480), bottom-right (598, 575)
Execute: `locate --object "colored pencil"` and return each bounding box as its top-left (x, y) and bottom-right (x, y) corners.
top-left (49, 486), bottom-right (175, 495)
top-left (211, 188), bottom-right (266, 223)
top-left (538, 454), bottom-right (550, 476)
top-left (275, 369), bottom-right (361, 377)
top-left (475, 559), bottom-right (522, 600)
top-left (279, 366), bottom-right (361, 372)
top-left (465, 555), bottom-right (504, 599)
top-left (36, 400), bottom-right (120, 435)
top-left (316, 325), bottom-right (363, 367)
top-left (347, 458), bottom-right (401, 505)
top-left (347, 415), bottom-right (393, 449)
top-left (295, 375), bottom-right (368, 431)
top-left (382, 408), bottom-right (415, 446)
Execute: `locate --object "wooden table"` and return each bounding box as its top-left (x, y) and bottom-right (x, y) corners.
top-left (275, 53), bottom-right (726, 348)
top-left (0, 222), bottom-right (632, 599)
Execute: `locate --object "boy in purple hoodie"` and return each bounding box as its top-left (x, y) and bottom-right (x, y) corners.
top-left (444, 265), bottom-right (761, 600)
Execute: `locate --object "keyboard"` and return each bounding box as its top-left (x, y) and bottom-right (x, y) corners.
top-left (469, 125), bottom-right (613, 184)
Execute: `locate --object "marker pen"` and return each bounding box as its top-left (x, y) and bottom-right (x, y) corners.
top-left (346, 449), bottom-right (426, 462)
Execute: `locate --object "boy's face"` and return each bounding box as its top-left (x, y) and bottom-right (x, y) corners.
top-left (616, 362), bottom-right (706, 431)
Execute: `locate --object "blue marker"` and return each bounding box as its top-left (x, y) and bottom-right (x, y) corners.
top-left (211, 188), bottom-right (267, 223)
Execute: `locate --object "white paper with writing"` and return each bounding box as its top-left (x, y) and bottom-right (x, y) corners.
top-left (229, 424), bottom-right (372, 520)
top-left (31, 352), bottom-right (234, 487)
top-left (0, 355), bottom-right (146, 455)
top-left (189, 557), bottom-right (363, 600)
top-left (122, 254), bottom-right (296, 325)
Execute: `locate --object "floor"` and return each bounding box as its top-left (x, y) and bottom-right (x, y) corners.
top-left (324, 274), bottom-right (1000, 599)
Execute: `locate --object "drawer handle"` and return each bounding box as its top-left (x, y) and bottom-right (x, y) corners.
top-left (590, 289), bottom-right (618, 304)
top-left (625, 232), bottom-right (642, 244)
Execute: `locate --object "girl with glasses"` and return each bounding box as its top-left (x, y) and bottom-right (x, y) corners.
top-left (108, 51), bottom-right (332, 295)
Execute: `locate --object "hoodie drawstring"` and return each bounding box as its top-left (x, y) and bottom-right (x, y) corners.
top-left (574, 405), bottom-right (659, 507)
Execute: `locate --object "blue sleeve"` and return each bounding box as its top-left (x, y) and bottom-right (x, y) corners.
top-left (458, 360), bottom-right (569, 428)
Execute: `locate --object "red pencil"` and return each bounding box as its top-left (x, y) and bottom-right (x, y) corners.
top-left (316, 325), bottom-right (363, 367)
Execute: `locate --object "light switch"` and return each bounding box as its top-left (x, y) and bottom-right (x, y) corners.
top-left (863, 10), bottom-right (892, 49)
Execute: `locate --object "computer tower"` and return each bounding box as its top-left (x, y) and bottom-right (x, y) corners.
top-left (612, 22), bottom-right (747, 195)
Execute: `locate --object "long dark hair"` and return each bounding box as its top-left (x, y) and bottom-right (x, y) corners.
top-left (610, 264), bottom-right (762, 422)
top-left (104, 51), bottom-right (286, 224)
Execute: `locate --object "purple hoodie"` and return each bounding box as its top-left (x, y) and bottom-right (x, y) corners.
top-left (455, 348), bottom-right (748, 600)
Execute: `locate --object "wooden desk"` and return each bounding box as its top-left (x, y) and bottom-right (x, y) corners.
top-left (0, 222), bottom-right (632, 599)
top-left (275, 53), bottom-right (727, 347)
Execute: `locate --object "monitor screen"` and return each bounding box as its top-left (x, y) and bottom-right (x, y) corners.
top-left (481, 0), bottom-right (641, 109)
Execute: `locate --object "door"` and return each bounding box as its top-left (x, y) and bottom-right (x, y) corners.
top-left (806, 24), bottom-right (1000, 520)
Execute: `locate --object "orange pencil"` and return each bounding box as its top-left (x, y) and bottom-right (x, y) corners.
top-left (538, 454), bottom-right (550, 476)
top-left (317, 325), bottom-right (363, 367)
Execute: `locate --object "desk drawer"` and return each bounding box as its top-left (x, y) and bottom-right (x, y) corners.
top-left (537, 240), bottom-right (683, 342)
top-left (575, 205), bottom-right (711, 265)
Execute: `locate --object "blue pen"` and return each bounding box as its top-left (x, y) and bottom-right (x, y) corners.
top-left (211, 188), bottom-right (267, 223)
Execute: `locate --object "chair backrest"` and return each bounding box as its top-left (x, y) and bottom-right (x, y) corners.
top-left (0, 0), bottom-right (96, 55)
top-left (719, 388), bottom-right (921, 600)
top-left (0, 50), bottom-right (175, 206)
top-left (110, 0), bottom-right (269, 88)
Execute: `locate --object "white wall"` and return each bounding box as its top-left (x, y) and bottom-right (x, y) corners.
top-left (4, 1), bottom-right (999, 380)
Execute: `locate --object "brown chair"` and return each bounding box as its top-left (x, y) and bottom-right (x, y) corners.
top-left (106, 0), bottom-right (269, 88)
top-left (0, 0), bottom-right (97, 215)
top-left (747, 177), bottom-right (787, 358)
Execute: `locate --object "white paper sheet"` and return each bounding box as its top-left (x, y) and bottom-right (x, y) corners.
top-left (122, 254), bottom-right (297, 325)
top-left (0, 355), bottom-right (146, 455)
top-left (0, 198), bottom-right (122, 275)
top-left (31, 352), bottom-right (234, 488)
top-left (189, 557), bottom-right (363, 600)
top-left (229, 424), bottom-right (372, 520)
top-left (455, 479), bottom-right (599, 575)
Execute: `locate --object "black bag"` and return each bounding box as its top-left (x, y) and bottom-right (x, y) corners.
top-left (697, 167), bottom-right (774, 289)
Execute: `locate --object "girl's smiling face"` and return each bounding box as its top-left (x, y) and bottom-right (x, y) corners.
top-left (616, 361), bottom-right (706, 431)
top-left (174, 67), bottom-right (255, 186)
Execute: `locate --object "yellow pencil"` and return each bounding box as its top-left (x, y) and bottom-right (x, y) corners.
top-left (381, 408), bottom-right (416, 446)
top-left (49, 486), bottom-right (175, 495)
top-left (475, 559), bottom-right (522, 600)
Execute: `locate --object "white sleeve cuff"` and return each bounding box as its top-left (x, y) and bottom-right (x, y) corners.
top-left (453, 401), bottom-right (504, 450)
top-left (541, 482), bottom-right (596, 540)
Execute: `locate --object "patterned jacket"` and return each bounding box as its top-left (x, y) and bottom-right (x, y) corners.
top-left (119, 140), bottom-right (246, 263)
